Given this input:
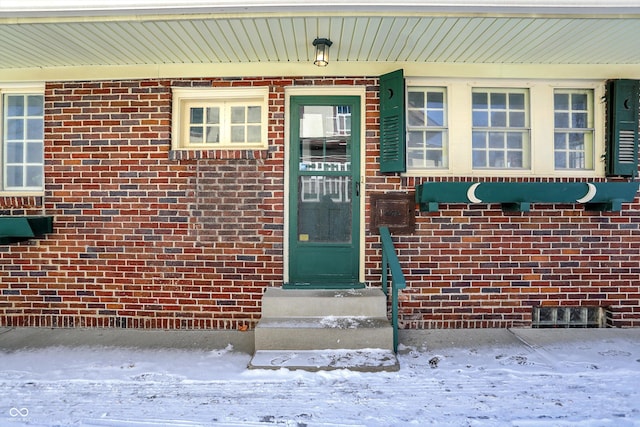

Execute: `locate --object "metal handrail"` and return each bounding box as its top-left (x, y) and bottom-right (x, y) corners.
top-left (379, 226), bottom-right (406, 353)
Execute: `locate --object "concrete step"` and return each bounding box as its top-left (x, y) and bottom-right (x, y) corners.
top-left (260, 287), bottom-right (388, 318)
top-left (254, 316), bottom-right (393, 351)
top-left (249, 349), bottom-right (400, 372)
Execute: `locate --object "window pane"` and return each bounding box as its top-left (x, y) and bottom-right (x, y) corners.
top-left (190, 108), bottom-right (203, 124)
top-left (427, 110), bottom-right (443, 126)
top-left (205, 127), bottom-right (220, 143)
top-left (6, 142), bottom-right (23, 163)
top-left (247, 125), bottom-right (261, 143)
top-left (489, 151), bottom-right (504, 167)
top-left (27, 95), bottom-right (43, 116)
top-left (555, 112), bottom-right (569, 128)
top-left (247, 106), bottom-right (261, 123)
top-left (555, 93), bottom-right (569, 110)
top-left (408, 110), bottom-right (425, 127)
top-left (507, 152), bottom-right (523, 168)
top-left (6, 96), bottom-right (24, 117)
top-left (6, 166), bottom-right (22, 187)
top-left (472, 150), bottom-right (486, 167)
top-left (231, 107), bottom-right (245, 124)
top-left (489, 132), bottom-right (504, 148)
top-left (507, 133), bottom-right (522, 149)
top-left (26, 142), bottom-right (43, 163)
top-left (509, 93), bottom-right (525, 109)
top-left (231, 126), bottom-right (244, 142)
top-left (509, 112), bottom-right (525, 127)
top-left (569, 133), bottom-right (585, 149)
top-left (26, 165), bottom-right (43, 187)
top-left (427, 92), bottom-right (444, 108)
top-left (408, 91), bottom-right (424, 108)
top-left (6, 119), bottom-right (24, 140)
top-left (408, 131), bottom-right (425, 147)
top-left (472, 92), bottom-right (487, 109)
top-left (190, 126), bottom-right (203, 142)
top-left (572, 113), bottom-right (588, 128)
top-left (555, 152), bottom-right (566, 168)
top-left (206, 107), bottom-right (219, 124)
top-left (407, 150), bottom-right (424, 168)
top-left (491, 111), bottom-right (506, 127)
top-left (572, 94), bottom-right (588, 110)
top-left (554, 133), bottom-right (567, 150)
top-left (473, 111), bottom-right (488, 127)
top-left (426, 150), bottom-right (444, 167)
top-left (27, 118), bottom-right (44, 140)
top-left (426, 131), bottom-right (443, 148)
top-left (472, 132), bottom-right (486, 148)
top-left (569, 152), bottom-right (585, 169)
top-left (490, 92), bottom-right (506, 108)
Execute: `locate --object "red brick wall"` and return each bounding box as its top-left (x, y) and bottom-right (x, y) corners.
top-left (1, 76), bottom-right (639, 330)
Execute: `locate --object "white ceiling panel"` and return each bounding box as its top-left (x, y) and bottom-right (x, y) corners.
top-left (1, 14), bottom-right (640, 71)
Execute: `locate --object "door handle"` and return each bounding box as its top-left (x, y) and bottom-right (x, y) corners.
top-left (355, 181), bottom-right (360, 197)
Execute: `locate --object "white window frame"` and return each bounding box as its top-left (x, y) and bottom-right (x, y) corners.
top-left (406, 87), bottom-right (449, 170)
top-left (171, 87), bottom-right (269, 150)
top-left (553, 88), bottom-right (595, 171)
top-left (0, 83), bottom-right (45, 195)
top-left (471, 87), bottom-right (530, 170)
top-left (405, 78), bottom-right (605, 178)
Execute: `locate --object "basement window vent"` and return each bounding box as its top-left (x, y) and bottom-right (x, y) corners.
top-left (532, 307), bottom-right (605, 328)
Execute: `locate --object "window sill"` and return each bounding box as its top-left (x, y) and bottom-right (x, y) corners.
top-left (0, 191), bottom-right (44, 197)
top-left (404, 169), bottom-right (604, 179)
top-left (168, 148), bottom-right (270, 161)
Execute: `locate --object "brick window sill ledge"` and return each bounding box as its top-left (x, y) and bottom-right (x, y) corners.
top-left (169, 149), bottom-right (270, 161)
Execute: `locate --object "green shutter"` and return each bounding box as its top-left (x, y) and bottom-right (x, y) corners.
top-left (606, 79), bottom-right (640, 177)
top-left (379, 69), bottom-right (406, 173)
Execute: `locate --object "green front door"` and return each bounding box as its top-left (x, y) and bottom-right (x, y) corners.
top-left (287, 96), bottom-right (362, 288)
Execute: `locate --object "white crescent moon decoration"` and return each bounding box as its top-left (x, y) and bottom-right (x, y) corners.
top-left (467, 183), bottom-right (482, 203)
top-left (576, 183), bottom-right (597, 203)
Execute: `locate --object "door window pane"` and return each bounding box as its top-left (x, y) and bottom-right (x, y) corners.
top-left (299, 105), bottom-right (351, 171)
top-left (298, 175), bottom-right (352, 243)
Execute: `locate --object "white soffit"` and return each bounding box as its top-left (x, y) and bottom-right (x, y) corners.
top-left (1, 1), bottom-right (640, 73)
top-left (2, 0), bottom-right (640, 16)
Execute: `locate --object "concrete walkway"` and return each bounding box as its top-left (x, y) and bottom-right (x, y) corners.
top-left (2, 326), bottom-right (639, 356)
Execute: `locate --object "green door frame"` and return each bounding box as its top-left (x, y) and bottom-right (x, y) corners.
top-left (286, 95), bottom-right (362, 289)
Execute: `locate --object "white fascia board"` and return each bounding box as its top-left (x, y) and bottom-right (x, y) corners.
top-left (2, 0), bottom-right (640, 17)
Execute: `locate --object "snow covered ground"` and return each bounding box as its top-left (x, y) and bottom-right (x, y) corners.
top-left (1, 329), bottom-right (639, 427)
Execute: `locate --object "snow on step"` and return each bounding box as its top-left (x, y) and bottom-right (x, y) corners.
top-left (249, 349), bottom-right (400, 372)
top-left (252, 287), bottom-right (398, 369)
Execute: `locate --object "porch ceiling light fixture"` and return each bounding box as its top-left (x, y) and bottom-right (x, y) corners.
top-left (313, 38), bottom-right (332, 67)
